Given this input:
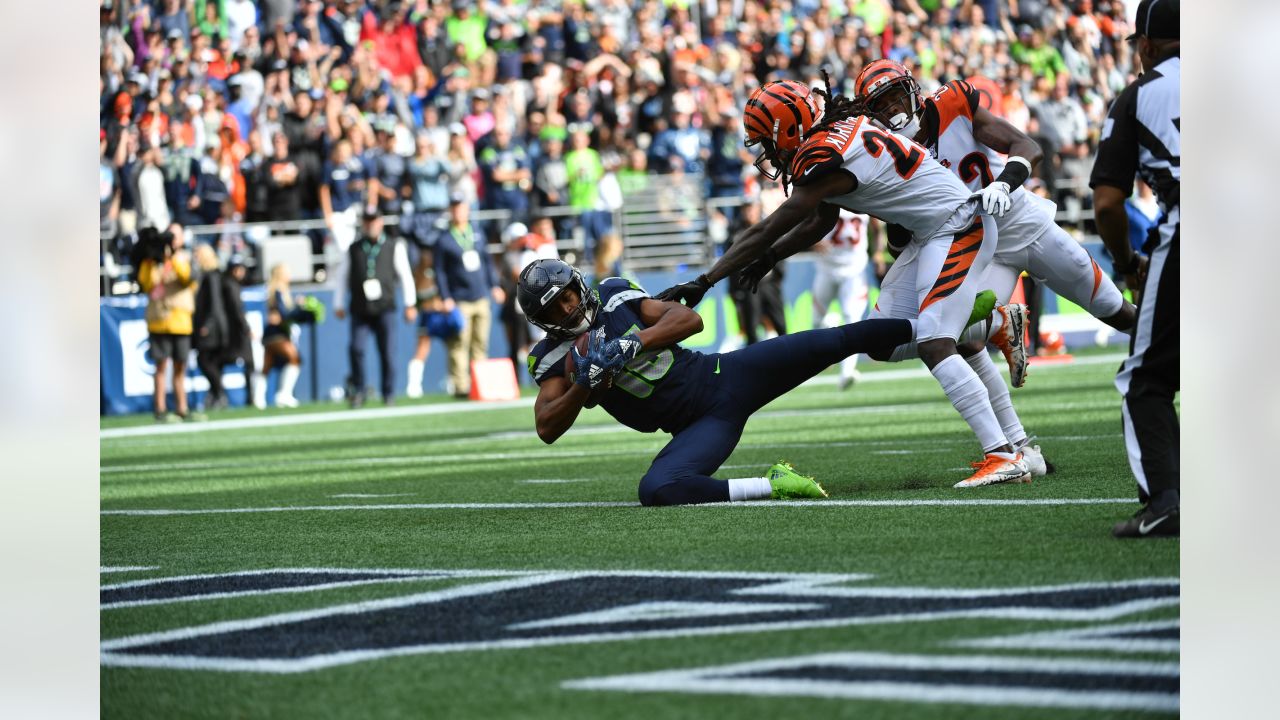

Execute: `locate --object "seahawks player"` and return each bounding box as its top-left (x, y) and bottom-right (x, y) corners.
top-left (520, 258), bottom-right (914, 506)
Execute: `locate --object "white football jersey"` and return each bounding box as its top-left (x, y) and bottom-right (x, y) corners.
top-left (789, 116), bottom-right (972, 240)
top-left (817, 209), bottom-right (871, 274)
top-left (922, 79), bottom-right (1053, 251)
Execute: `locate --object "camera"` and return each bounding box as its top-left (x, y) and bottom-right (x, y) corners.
top-left (129, 226), bottom-right (175, 281)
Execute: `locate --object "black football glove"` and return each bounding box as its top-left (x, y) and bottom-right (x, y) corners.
top-left (655, 274), bottom-right (713, 307)
top-left (738, 249), bottom-right (777, 293)
top-left (600, 333), bottom-right (643, 372)
top-left (571, 328), bottom-right (611, 390)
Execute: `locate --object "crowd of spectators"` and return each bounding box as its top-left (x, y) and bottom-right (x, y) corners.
top-left (100, 0), bottom-right (1143, 286)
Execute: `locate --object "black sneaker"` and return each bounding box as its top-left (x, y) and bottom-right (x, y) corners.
top-left (1112, 504), bottom-right (1179, 538)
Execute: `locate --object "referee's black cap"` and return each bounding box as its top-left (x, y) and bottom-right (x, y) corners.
top-left (1127, 0), bottom-right (1179, 42)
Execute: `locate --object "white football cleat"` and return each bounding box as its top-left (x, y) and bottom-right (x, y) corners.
top-left (1017, 443), bottom-right (1051, 477)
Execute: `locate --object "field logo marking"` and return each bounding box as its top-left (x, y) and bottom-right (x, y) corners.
top-left (563, 651), bottom-right (1179, 713)
top-left (950, 619), bottom-right (1180, 654)
top-left (100, 568), bottom-right (1179, 674)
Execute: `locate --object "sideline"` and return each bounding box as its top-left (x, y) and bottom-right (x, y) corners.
top-left (101, 353), bottom-right (1126, 440)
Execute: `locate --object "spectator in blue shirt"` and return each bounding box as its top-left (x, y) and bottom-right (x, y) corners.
top-left (319, 138), bottom-right (369, 256)
top-left (648, 110), bottom-right (710, 175)
top-left (477, 123), bottom-right (532, 226)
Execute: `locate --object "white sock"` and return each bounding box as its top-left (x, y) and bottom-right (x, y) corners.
top-left (251, 373), bottom-right (267, 409)
top-left (277, 364), bottom-right (300, 400)
top-left (965, 351), bottom-right (1028, 447)
top-left (728, 477), bottom-right (773, 502)
top-left (840, 353), bottom-right (859, 379)
top-left (930, 354), bottom-right (1009, 453)
top-left (406, 359), bottom-right (425, 396)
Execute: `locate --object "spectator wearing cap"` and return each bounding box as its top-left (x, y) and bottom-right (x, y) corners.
top-left (433, 193), bottom-right (504, 398)
top-left (462, 90), bottom-right (495, 146)
top-left (334, 209), bottom-right (418, 407)
top-left (477, 124), bottom-right (531, 226)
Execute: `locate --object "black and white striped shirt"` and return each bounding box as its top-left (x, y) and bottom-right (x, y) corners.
top-left (1090, 55), bottom-right (1181, 250)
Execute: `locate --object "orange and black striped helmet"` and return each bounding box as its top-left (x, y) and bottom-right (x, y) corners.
top-left (743, 80), bottom-right (821, 181)
top-left (854, 60), bottom-right (923, 132)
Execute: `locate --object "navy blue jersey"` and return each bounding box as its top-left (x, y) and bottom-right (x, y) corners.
top-left (528, 278), bottom-right (712, 434)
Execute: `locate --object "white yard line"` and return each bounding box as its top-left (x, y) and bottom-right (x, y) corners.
top-left (101, 497), bottom-right (1137, 517)
top-left (100, 353), bottom-right (1127, 439)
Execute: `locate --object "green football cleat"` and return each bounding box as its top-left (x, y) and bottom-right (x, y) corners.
top-left (767, 461), bottom-right (828, 499)
top-left (967, 289), bottom-right (997, 329)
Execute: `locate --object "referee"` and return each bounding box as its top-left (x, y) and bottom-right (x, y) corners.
top-left (1090, 0), bottom-right (1180, 538)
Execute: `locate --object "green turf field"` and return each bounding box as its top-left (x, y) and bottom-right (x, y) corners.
top-left (100, 351), bottom-right (1179, 718)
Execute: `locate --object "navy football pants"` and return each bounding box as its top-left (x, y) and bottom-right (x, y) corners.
top-left (639, 318), bottom-right (913, 506)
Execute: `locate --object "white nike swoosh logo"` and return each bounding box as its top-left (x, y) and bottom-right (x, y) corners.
top-left (804, 166), bottom-right (817, 175)
top-left (1138, 515), bottom-right (1169, 535)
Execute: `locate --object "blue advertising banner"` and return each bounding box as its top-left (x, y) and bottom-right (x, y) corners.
top-left (100, 256), bottom-right (1123, 415)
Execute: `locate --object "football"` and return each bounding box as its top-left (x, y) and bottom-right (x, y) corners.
top-left (564, 331), bottom-right (612, 406)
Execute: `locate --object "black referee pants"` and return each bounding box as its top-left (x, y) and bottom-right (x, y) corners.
top-left (1116, 224), bottom-right (1179, 507)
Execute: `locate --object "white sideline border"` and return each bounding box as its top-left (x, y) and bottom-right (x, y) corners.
top-left (101, 497), bottom-right (1138, 517)
top-left (100, 352), bottom-right (1127, 439)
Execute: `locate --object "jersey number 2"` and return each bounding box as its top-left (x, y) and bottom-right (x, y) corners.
top-left (862, 129), bottom-right (925, 179)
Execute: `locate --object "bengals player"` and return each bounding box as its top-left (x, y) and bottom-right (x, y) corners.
top-left (658, 78), bottom-right (1034, 489)
top-left (855, 60), bottom-right (1139, 477)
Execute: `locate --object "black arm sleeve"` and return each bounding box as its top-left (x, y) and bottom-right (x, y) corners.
top-left (886, 223), bottom-right (913, 253)
top-left (994, 158), bottom-right (1030, 188)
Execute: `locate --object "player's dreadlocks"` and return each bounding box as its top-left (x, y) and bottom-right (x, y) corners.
top-left (806, 68), bottom-right (869, 140)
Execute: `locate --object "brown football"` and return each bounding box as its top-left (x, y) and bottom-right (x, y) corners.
top-left (564, 332), bottom-right (612, 406)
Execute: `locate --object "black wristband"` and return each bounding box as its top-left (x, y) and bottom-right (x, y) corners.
top-left (1116, 254), bottom-right (1140, 274)
top-left (994, 157), bottom-right (1030, 189)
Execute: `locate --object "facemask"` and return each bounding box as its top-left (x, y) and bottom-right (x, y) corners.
top-left (897, 116), bottom-right (920, 139)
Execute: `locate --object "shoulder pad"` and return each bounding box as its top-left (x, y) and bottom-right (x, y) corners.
top-left (528, 338), bottom-right (574, 384)
top-left (790, 137), bottom-right (847, 187)
top-left (932, 80), bottom-right (979, 127)
top-left (599, 278), bottom-right (649, 313)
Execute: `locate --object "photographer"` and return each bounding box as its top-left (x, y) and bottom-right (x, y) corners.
top-left (134, 223), bottom-right (201, 422)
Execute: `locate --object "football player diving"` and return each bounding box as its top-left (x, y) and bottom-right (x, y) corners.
top-left (521, 257), bottom-right (925, 506)
top-left (657, 77), bottom-right (1036, 488)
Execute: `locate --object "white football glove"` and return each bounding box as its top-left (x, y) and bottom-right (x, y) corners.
top-left (973, 181), bottom-right (1012, 218)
